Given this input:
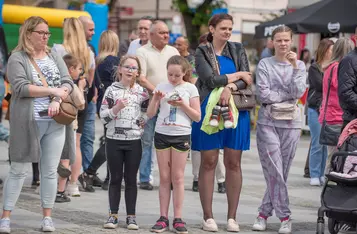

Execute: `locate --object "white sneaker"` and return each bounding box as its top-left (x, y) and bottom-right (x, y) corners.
top-left (103, 215), bottom-right (118, 229)
top-left (320, 176), bottom-right (326, 185)
top-left (278, 218), bottom-right (292, 234)
top-left (66, 182), bottom-right (80, 197)
top-left (0, 218), bottom-right (11, 233)
top-left (227, 219), bottom-right (239, 232)
top-left (41, 217), bottom-right (55, 232)
top-left (202, 218), bottom-right (218, 232)
top-left (35, 185), bottom-right (40, 195)
top-left (310, 178), bottom-right (320, 186)
top-left (252, 216), bottom-right (267, 231)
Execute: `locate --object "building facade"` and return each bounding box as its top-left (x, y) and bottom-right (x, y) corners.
top-left (113, 0), bottom-right (180, 42)
top-left (226, 0), bottom-right (288, 43)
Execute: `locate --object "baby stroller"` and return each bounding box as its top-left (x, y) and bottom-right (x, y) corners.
top-left (316, 119), bottom-right (357, 234)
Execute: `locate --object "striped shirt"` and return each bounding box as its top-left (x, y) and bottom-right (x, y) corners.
top-left (32, 56), bottom-right (61, 120)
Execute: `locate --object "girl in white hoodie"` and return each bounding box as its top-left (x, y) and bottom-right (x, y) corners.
top-left (100, 55), bottom-right (149, 230)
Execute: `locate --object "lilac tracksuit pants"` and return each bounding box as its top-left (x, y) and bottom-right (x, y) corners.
top-left (256, 124), bottom-right (300, 219)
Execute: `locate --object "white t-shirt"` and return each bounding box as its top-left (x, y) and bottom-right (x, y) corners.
top-left (154, 82), bottom-right (199, 136)
top-left (127, 38), bottom-right (142, 55)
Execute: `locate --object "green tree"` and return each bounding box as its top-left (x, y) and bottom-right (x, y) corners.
top-left (172, 0), bottom-right (226, 49)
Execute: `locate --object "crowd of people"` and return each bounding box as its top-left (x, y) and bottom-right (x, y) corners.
top-left (1, 10), bottom-right (357, 234)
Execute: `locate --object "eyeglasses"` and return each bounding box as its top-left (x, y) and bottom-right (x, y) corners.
top-left (122, 65), bottom-right (138, 72)
top-left (32, 30), bottom-right (52, 37)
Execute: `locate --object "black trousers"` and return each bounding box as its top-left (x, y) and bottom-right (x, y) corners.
top-left (106, 138), bottom-right (142, 215)
top-left (32, 163), bottom-right (39, 182)
top-left (86, 125), bottom-right (109, 180)
top-left (86, 141), bottom-right (107, 176)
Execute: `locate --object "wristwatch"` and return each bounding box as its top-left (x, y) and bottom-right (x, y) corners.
top-left (228, 86), bottom-right (234, 92)
top-left (52, 96), bottom-right (61, 103)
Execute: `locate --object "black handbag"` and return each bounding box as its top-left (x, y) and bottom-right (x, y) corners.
top-left (319, 65), bottom-right (342, 146)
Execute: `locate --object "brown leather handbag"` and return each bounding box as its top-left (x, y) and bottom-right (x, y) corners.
top-left (30, 57), bottom-right (82, 125)
top-left (54, 84), bottom-right (85, 125)
top-left (231, 88), bottom-right (256, 111)
top-left (4, 93), bottom-right (11, 121)
top-left (207, 42), bottom-right (256, 111)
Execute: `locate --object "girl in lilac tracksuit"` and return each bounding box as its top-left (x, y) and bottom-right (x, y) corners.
top-left (252, 26), bottom-right (307, 234)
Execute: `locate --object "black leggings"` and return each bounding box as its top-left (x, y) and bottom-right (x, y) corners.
top-left (106, 138), bottom-right (142, 215)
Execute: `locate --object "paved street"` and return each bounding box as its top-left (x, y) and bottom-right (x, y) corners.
top-left (0, 119), bottom-right (327, 233)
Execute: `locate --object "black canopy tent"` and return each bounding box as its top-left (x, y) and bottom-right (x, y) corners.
top-left (255, 0), bottom-right (357, 39)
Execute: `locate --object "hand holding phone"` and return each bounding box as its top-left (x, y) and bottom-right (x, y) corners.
top-left (38, 110), bottom-right (48, 117)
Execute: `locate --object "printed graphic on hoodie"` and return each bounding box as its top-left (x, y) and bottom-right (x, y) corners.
top-left (100, 82), bottom-right (149, 140)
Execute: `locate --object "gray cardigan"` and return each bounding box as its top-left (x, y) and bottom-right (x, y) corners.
top-left (7, 51), bottom-right (73, 163)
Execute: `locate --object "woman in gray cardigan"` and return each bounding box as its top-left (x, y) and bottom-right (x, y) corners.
top-left (0, 16), bottom-right (73, 233)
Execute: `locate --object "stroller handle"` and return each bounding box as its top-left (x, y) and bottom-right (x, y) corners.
top-left (331, 151), bottom-right (357, 161)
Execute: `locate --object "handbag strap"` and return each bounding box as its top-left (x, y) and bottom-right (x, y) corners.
top-left (322, 64), bottom-right (337, 123)
top-left (95, 69), bottom-right (105, 89)
top-left (29, 57), bottom-right (48, 87)
top-left (207, 42), bottom-right (220, 76)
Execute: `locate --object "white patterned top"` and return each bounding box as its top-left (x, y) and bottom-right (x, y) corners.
top-left (31, 56), bottom-right (62, 120)
top-left (100, 82), bottom-right (149, 140)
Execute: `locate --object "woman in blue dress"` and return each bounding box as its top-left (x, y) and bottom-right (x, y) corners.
top-left (192, 13), bottom-right (252, 232)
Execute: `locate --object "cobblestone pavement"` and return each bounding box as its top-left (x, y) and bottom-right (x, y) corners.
top-left (0, 120), bottom-right (327, 233)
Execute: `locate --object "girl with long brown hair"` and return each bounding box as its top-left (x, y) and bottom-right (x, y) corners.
top-left (147, 55), bottom-right (201, 233)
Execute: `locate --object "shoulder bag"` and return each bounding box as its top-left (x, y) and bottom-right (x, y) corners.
top-left (206, 42), bottom-right (255, 111)
top-left (319, 65), bottom-right (342, 146)
top-left (30, 57), bottom-right (81, 125)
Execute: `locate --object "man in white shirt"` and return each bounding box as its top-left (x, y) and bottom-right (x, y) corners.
top-left (136, 21), bottom-right (180, 190)
top-left (127, 16), bottom-right (154, 56)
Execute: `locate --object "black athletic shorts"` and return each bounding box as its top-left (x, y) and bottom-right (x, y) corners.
top-left (154, 132), bottom-right (191, 152)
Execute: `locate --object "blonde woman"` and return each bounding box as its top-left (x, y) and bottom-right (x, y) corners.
top-left (51, 17), bottom-right (95, 196)
top-left (79, 30), bottom-right (121, 192)
top-left (0, 16), bottom-right (73, 233)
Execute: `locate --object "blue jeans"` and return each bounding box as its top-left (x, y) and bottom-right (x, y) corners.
top-left (140, 116), bottom-right (157, 183)
top-left (0, 77), bottom-right (5, 102)
top-left (308, 108), bottom-right (328, 178)
top-left (80, 102), bottom-right (96, 170)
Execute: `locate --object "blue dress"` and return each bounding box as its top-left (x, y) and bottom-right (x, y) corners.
top-left (191, 55), bottom-right (250, 151)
